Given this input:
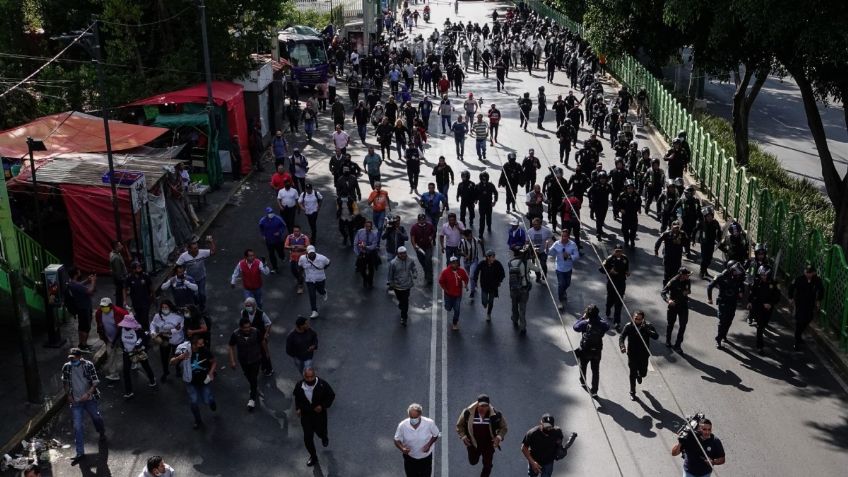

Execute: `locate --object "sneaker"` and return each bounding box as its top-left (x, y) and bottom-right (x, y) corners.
top-left (486, 314), bottom-right (492, 322)
top-left (558, 303), bottom-right (565, 312)
top-left (636, 375), bottom-right (642, 384)
top-left (310, 310), bottom-right (319, 318)
top-left (123, 392), bottom-right (134, 399)
top-left (673, 344), bottom-right (682, 353)
top-left (614, 324), bottom-right (621, 333)
top-left (71, 455), bottom-right (85, 466)
top-left (322, 291), bottom-right (329, 302)
top-left (451, 323), bottom-right (460, 331)
top-left (247, 399), bottom-right (256, 410)
top-left (591, 391), bottom-right (598, 398)
top-left (629, 392), bottom-right (636, 401)
top-left (270, 269), bottom-right (277, 274)
top-left (105, 374), bottom-right (120, 381)
top-left (322, 436), bottom-right (329, 447)
top-left (306, 456), bottom-right (318, 467)
top-left (716, 340), bottom-right (723, 350)
top-left (148, 380), bottom-right (157, 388)
top-left (400, 318), bottom-right (407, 326)
top-left (297, 286), bottom-right (304, 295)
top-left (193, 420), bottom-right (202, 430)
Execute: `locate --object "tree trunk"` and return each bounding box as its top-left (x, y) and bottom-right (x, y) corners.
top-left (731, 68), bottom-right (753, 165)
top-left (788, 65), bottom-right (847, 248)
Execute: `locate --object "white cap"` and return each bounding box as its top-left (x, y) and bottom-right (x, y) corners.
top-left (99, 297), bottom-right (112, 307)
top-left (397, 246), bottom-right (408, 253)
top-left (510, 218), bottom-right (519, 226)
top-left (306, 245), bottom-right (316, 253)
top-left (449, 255), bottom-right (460, 262)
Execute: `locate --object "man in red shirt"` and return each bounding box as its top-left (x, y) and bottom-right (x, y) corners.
top-left (439, 256), bottom-right (469, 331)
top-left (438, 75), bottom-right (450, 97)
top-left (270, 164), bottom-right (293, 192)
top-left (410, 213), bottom-right (436, 285)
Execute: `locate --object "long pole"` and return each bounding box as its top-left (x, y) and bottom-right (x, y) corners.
top-left (197, 1), bottom-right (216, 133)
top-left (91, 18), bottom-right (122, 241)
top-left (10, 269), bottom-right (42, 403)
top-left (26, 137), bottom-right (44, 245)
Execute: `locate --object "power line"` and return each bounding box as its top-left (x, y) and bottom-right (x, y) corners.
top-left (0, 23), bottom-right (94, 100)
top-left (97, 7), bottom-right (194, 28)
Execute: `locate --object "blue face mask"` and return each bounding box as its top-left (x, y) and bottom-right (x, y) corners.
top-left (71, 359), bottom-right (81, 367)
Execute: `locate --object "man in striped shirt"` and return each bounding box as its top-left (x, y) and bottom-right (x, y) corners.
top-left (471, 114), bottom-right (489, 161)
top-left (459, 229), bottom-right (483, 298)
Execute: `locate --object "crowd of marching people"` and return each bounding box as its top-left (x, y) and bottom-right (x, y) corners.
top-left (56, 2), bottom-right (836, 476)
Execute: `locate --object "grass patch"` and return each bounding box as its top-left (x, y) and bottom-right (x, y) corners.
top-left (694, 112), bottom-right (835, 240)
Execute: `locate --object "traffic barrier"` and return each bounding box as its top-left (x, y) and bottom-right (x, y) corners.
top-left (522, 0), bottom-right (848, 349)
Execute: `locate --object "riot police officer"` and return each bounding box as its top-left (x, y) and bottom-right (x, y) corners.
top-left (655, 221), bottom-right (689, 285)
top-left (658, 180), bottom-right (681, 231)
top-left (587, 171), bottom-right (612, 238)
top-left (661, 268), bottom-right (692, 351)
top-left (537, 86), bottom-right (547, 129)
top-left (719, 222), bottom-right (750, 263)
top-left (603, 244), bottom-right (630, 331)
top-left (642, 159), bottom-right (665, 217)
top-left (609, 158), bottom-right (632, 220)
top-left (707, 261), bottom-right (746, 349)
top-left (677, 185), bottom-right (701, 256)
top-left (616, 180), bottom-right (642, 248)
top-left (693, 206), bottom-right (721, 278)
top-left (499, 153), bottom-right (523, 213)
top-left (518, 92), bottom-right (533, 130)
top-left (476, 171), bottom-right (498, 238)
top-left (522, 149), bottom-right (542, 193)
top-left (748, 266), bottom-right (781, 354)
top-left (456, 170), bottom-right (478, 229)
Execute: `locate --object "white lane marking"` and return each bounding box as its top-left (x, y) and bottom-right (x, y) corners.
top-left (429, 254), bottom-right (438, 433)
top-left (440, 291), bottom-right (449, 477)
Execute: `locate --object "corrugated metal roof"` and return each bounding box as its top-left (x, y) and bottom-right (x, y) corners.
top-left (16, 147), bottom-right (184, 188)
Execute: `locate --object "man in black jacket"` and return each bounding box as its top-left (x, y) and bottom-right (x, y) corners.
top-left (293, 367), bottom-right (336, 467)
top-left (618, 310), bottom-right (658, 399)
top-left (286, 316), bottom-right (318, 374)
top-left (474, 250), bottom-right (505, 321)
top-left (661, 268), bottom-right (691, 352)
top-left (457, 170), bottom-right (478, 229)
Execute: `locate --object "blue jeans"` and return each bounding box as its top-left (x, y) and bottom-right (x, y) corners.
top-left (306, 280), bottom-right (326, 312)
top-left (385, 252), bottom-right (396, 282)
top-left (357, 124), bottom-right (367, 142)
top-left (528, 462), bottom-right (554, 477)
top-left (304, 120), bottom-right (316, 138)
top-left (465, 259), bottom-right (480, 291)
top-left (445, 246), bottom-right (459, 262)
top-left (186, 382), bottom-right (215, 422)
top-left (373, 210), bottom-right (386, 233)
top-left (556, 270), bottom-right (572, 302)
top-left (476, 139), bottom-right (487, 158)
top-left (196, 277), bottom-right (207, 309)
top-left (444, 294), bottom-right (461, 324)
top-left (71, 399), bottom-right (105, 456)
top-left (243, 288), bottom-right (263, 309)
top-left (455, 137), bottom-right (465, 157)
top-left (293, 357), bottom-right (314, 374)
top-left (441, 115), bottom-right (451, 133)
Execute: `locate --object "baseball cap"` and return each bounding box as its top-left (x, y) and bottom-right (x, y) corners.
top-left (477, 394), bottom-right (490, 404)
top-left (510, 218), bottom-right (519, 226)
top-left (264, 206), bottom-right (274, 214)
top-left (68, 347), bottom-right (83, 358)
top-left (614, 244), bottom-right (624, 250)
top-left (541, 413), bottom-right (555, 429)
top-left (449, 256), bottom-right (460, 262)
top-left (306, 245), bottom-right (316, 253)
top-left (485, 249), bottom-right (496, 257)
top-left (397, 246), bottom-right (408, 253)
top-left (679, 267), bottom-right (691, 275)
top-left (99, 297), bottom-right (112, 307)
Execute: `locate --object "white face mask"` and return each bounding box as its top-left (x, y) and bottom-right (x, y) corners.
top-left (161, 308), bottom-right (170, 316)
top-left (409, 417), bottom-right (421, 426)
top-left (267, 213), bottom-right (274, 219)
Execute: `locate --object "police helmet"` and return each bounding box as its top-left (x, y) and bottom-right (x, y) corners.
top-left (673, 177), bottom-right (684, 187)
top-left (624, 179), bottom-right (635, 188)
top-left (672, 137), bottom-right (683, 145)
top-left (556, 167), bottom-right (564, 176)
top-left (523, 92), bottom-right (530, 98)
top-left (597, 170), bottom-right (608, 179)
top-left (754, 243), bottom-right (767, 254)
top-left (685, 185), bottom-right (696, 194)
top-left (677, 130), bottom-right (687, 138)
top-left (642, 147), bottom-right (651, 155)
top-left (757, 265), bottom-right (772, 276)
top-left (507, 152), bottom-right (517, 161)
top-left (614, 157), bottom-right (624, 164)
top-left (629, 141), bottom-right (638, 148)
top-left (701, 205), bottom-right (714, 216)
top-left (651, 158), bottom-right (661, 164)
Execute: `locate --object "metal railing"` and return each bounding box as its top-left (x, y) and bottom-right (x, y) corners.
top-left (524, 0), bottom-right (848, 349)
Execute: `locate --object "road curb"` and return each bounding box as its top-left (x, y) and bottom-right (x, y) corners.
top-left (0, 171), bottom-right (252, 457)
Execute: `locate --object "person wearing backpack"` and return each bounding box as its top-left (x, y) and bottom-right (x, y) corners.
top-left (573, 305), bottom-right (610, 397)
top-left (508, 246), bottom-right (536, 336)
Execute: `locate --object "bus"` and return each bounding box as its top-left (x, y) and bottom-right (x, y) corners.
top-left (276, 25), bottom-right (329, 86)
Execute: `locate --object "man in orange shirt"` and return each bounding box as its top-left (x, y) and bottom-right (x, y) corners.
top-left (285, 225), bottom-right (311, 294)
top-left (367, 181), bottom-right (391, 232)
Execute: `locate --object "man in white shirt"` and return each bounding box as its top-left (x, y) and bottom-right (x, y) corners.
top-left (138, 456), bottom-right (175, 477)
top-left (298, 245), bottom-right (331, 318)
top-left (277, 180), bottom-right (300, 233)
top-left (175, 237), bottom-right (216, 310)
top-left (394, 403), bottom-right (440, 477)
top-left (332, 124), bottom-right (351, 153)
top-left (298, 183), bottom-right (323, 244)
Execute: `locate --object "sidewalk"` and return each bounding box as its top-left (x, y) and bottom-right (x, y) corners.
top-left (0, 175), bottom-right (251, 460)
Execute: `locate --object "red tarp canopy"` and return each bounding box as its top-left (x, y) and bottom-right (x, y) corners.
top-left (128, 81), bottom-right (251, 174)
top-left (61, 184), bottom-right (134, 274)
top-left (0, 111), bottom-right (168, 160)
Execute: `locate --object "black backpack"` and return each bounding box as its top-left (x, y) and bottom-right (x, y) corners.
top-left (508, 258), bottom-right (530, 291)
top-left (581, 321), bottom-right (605, 351)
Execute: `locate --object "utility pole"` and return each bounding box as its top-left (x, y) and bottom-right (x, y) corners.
top-left (10, 269), bottom-right (42, 403)
top-left (91, 18), bottom-right (123, 242)
top-left (26, 137), bottom-right (46, 245)
top-left (196, 0), bottom-right (217, 142)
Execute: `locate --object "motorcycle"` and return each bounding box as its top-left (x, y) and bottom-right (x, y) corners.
top-left (423, 11), bottom-right (430, 22)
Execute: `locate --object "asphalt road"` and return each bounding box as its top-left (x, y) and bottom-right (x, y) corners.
top-left (703, 75), bottom-right (848, 190)
top-left (34, 2), bottom-right (848, 476)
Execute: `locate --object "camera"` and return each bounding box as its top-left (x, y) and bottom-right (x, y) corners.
top-left (677, 412), bottom-right (706, 440)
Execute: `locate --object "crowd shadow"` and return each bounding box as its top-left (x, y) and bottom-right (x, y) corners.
top-left (595, 396), bottom-right (657, 438)
top-left (678, 351), bottom-right (754, 392)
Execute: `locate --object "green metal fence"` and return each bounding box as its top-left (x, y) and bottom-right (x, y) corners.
top-left (524, 0), bottom-right (848, 349)
top-left (0, 227), bottom-right (62, 312)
